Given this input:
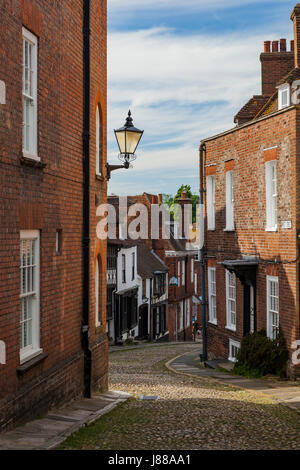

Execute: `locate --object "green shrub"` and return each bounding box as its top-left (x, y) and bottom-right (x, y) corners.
top-left (233, 329), bottom-right (288, 378)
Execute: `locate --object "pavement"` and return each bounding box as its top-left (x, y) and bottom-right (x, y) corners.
top-left (167, 349), bottom-right (300, 414)
top-left (0, 390), bottom-right (131, 450)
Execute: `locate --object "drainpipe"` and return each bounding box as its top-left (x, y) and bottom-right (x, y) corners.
top-left (199, 142), bottom-right (207, 362)
top-left (82, 0), bottom-right (92, 398)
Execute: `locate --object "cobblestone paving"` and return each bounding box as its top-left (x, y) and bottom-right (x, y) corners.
top-left (60, 344), bottom-right (300, 450)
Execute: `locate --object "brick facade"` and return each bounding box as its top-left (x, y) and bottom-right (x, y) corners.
top-left (0, 0), bottom-right (108, 431)
top-left (203, 100), bottom-right (300, 378)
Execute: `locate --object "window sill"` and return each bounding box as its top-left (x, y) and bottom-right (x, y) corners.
top-left (224, 228), bottom-right (235, 232)
top-left (208, 320), bottom-right (218, 326)
top-left (20, 153), bottom-right (46, 169)
top-left (228, 357), bottom-right (238, 363)
top-left (207, 228), bottom-right (216, 232)
top-left (95, 173), bottom-right (105, 182)
top-left (20, 348), bottom-right (43, 365)
top-left (17, 351), bottom-right (47, 376)
top-left (225, 325), bottom-right (236, 332)
top-left (265, 227), bottom-right (277, 232)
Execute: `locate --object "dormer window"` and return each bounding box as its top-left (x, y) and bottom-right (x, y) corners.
top-left (278, 84), bottom-right (290, 110)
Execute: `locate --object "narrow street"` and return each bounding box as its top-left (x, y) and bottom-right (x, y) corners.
top-left (59, 344), bottom-right (300, 450)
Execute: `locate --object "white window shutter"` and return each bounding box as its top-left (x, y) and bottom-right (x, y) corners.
top-left (226, 171), bottom-right (233, 229)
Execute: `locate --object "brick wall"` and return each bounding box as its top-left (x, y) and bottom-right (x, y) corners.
top-left (203, 107), bottom-right (300, 377)
top-left (0, 0), bottom-right (108, 430)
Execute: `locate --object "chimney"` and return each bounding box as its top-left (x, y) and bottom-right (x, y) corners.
top-left (291, 3), bottom-right (300, 67)
top-left (280, 38), bottom-right (287, 52)
top-left (157, 193), bottom-right (163, 204)
top-left (264, 41), bottom-right (271, 53)
top-left (260, 38), bottom-right (294, 95)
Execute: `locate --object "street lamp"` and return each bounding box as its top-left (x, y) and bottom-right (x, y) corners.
top-left (106, 110), bottom-right (144, 180)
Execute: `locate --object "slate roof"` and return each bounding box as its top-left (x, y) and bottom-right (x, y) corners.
top-left (234, 95), bottom-right (270, 125)
top-left (137, 243), bottom-right (168, 279)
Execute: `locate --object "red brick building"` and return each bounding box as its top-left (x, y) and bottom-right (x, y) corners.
top-left (0, 0), bottom-right (108, 430)
top-left (201, 3), bottom-right (300, 378)
top-left (106, 193), bottom-right (198, 342)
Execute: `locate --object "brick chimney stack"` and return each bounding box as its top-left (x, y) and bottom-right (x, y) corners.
top-left (291, 3), bottom-right (300, 67)
top-left (260, 38), bottom-right (294, 95)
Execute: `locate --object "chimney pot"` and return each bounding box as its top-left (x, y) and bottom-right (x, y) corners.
top-left (280, 38), bottom-right (287, 51)
top-left (272, 40), bottom-right (279, 52)
top-left (264, 41), bottom-right (271, 53)
top-left (157, 193), bottom-right (163, 204)
top-left (181, 191), bottom-right (187, 199)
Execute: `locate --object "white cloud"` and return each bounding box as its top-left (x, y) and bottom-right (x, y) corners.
top-left (107, 20), bottom-right (293, 195)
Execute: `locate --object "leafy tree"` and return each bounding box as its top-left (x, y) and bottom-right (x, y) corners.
top-left (166, 184), bottom-right (199, 223)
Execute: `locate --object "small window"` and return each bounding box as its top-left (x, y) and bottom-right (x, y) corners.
top-left (208, 267), bottom-right (217, 324)
top-left (228, 339), bottom-right (240, 362)
top-left (226, 270), bottom-right (236, 331)
top-left (267, 276), bottom-right (279, 340)
top-left (20, 230), bottom-right (41, 363)
top-left (22, 28), bottom-right (38, 160)
top-left (278, 84), bottom-right (290, 110)
top-left (265, 160), bottom-right (277, 231)
top-left (122, 254), bottom-right (126, 283)
top-left (56, 229), bottom-right (62, 255)
top-left (225, 171), bottom-right (234, 230)
top-left (206, 175), bottom-right (215, 230)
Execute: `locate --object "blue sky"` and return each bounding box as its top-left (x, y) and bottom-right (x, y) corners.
top-left (107, 0), bottom-right (296, 197)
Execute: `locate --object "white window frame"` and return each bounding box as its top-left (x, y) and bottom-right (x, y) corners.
top-left (20, 230), bottom-right (42, 363)
top-left (206, 175), bottom-right (215, 230)
top-left (96, 106), bottom-right (103, 177)
top-left (194, 273), bottom-right (198, 294)
top-left (22, 27), bottom-right (39, 161)
top-left (265, 160), bottom-right (277, 231)
top-left (278, 84), bottom-right (290, 110)
top-left (180, 301), bottom-right (183, 330)
top-left (95, 258), bottom-right (101, 327)
top-left (182, 260), bottom-right (185, 286)
top-left (191, 258), bottom-right (194, 282)
top-left (226, 270), bottom-right (236, 331)
top-left (267, 275), bottom-right (279, 340)
top-left (225, 170), bottom-right (234, 231)
top-left (228, 339), bottom-right (240, 363)
top-left (208, 267), bottom-right (217, 325)
top-left (178, 261), bottom-right (181, 287)
top-left (186, 298), bottom-right (190, 327)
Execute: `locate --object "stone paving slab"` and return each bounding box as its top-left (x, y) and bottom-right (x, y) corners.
top-left (168, 350), bottom-right (300, 415)
top-left (0, 390), bottom-right (131, 450)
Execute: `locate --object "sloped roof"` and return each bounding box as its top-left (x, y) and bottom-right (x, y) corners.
top-left (234, 95), bottom-right (270, 124)
top-left (276, 67), bottom-right (300, 86)
top-left (137, 243), bottom-right (168, 279)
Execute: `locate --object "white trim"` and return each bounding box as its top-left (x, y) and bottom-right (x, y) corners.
top-left (208, 267), bottom-right (217, 325)
top-left (266, 275), bottom-right (279, 340)
top-left (22, 27), bottom-right (39, 161)
top-left (225, 170), bottom-right (234, 231)
top-left (228, 339), bottom-right (240, 363)
top-left (265, 160), bottom-right (277, 231)
top-left (225, 270), bottom-right (236, 331)
top-left (278, 84), bottom-right (290, 111)
top-left (20, 230), bottom-right (41, 363)
top-left (206, 175), bottom-right (215, 231)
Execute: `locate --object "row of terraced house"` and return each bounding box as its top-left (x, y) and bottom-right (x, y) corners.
top-left (201, 3), bottom-right (300, 378)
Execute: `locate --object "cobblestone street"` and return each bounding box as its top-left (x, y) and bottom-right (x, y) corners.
top-left (59, 344), bottom-right (300, 450)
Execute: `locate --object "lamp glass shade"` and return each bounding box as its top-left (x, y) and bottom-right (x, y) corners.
top-left (114, 111), bottom-right (143, 156)
top-left (115, 128), bottom-right (143, 156)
